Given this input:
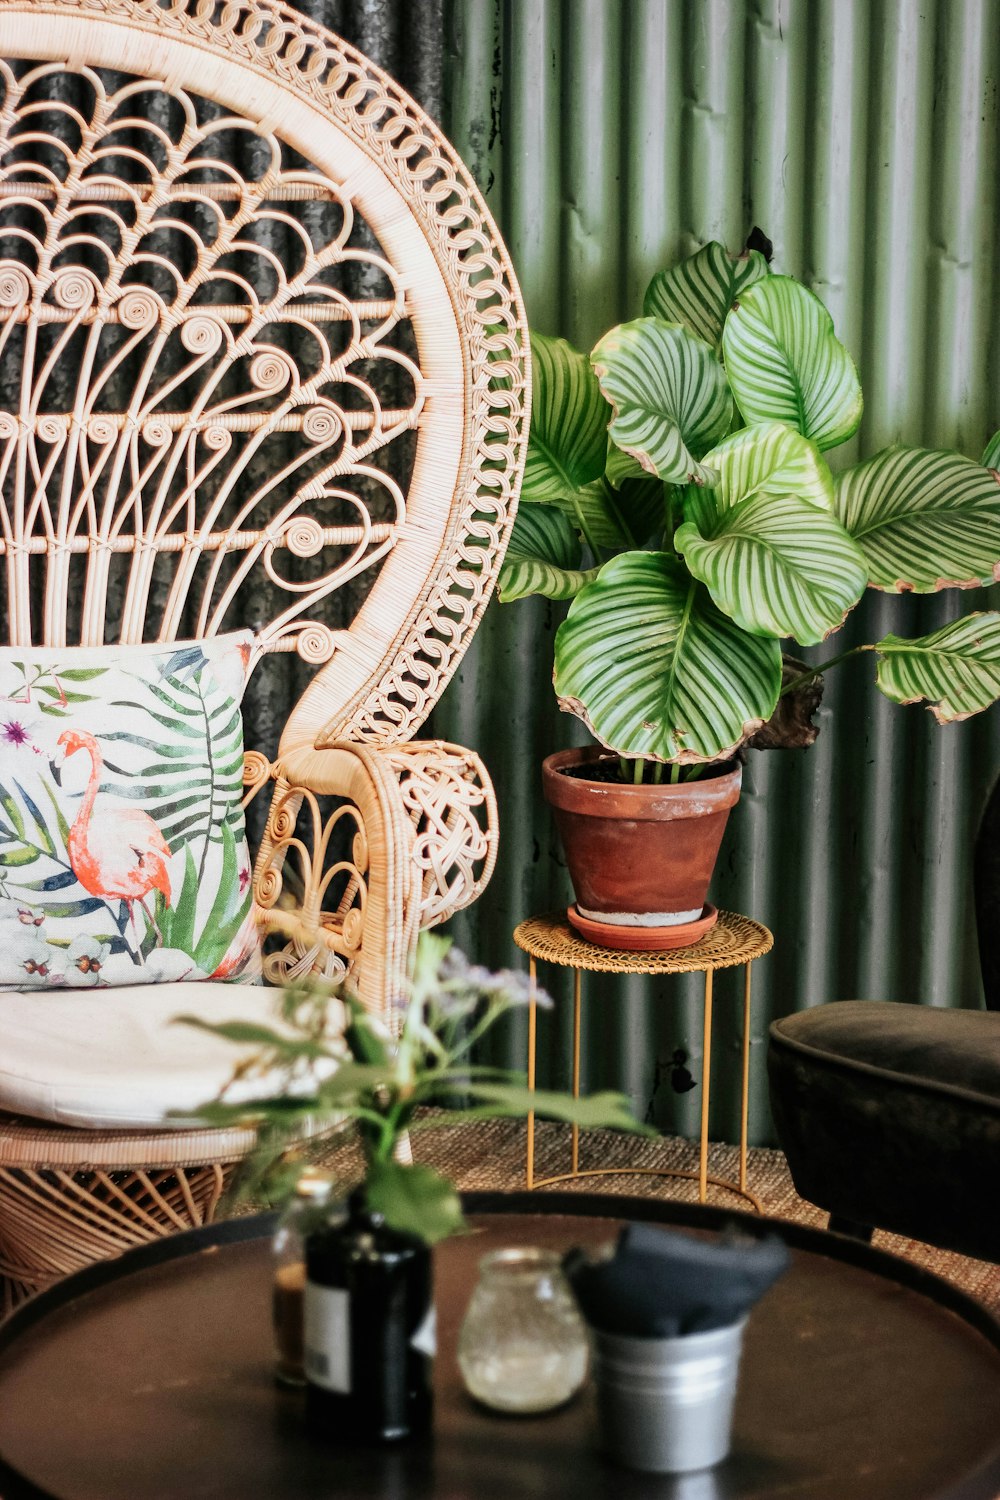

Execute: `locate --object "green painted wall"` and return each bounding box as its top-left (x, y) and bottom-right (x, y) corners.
top-left (429, 0), bottom-right (1000, 1145)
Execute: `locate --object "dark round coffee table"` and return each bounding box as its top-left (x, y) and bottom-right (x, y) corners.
top-left (0, 1192), bottom-right (998, 1500)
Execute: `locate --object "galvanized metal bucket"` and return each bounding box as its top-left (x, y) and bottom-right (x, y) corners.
top-left (592, 1317), bottom-right (747, 1474)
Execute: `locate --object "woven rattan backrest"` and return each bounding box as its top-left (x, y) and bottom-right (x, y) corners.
top-left (0, 0), bottom-right (528, 751)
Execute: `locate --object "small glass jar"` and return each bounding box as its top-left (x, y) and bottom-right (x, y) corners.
top-left (272, 1167), bottom-right (336, 1387)
top-left (458, 1247), bottom-right (589, 1414)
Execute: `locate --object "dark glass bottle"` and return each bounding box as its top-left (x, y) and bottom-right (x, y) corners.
top-left (303, 1192), bottom-right (434, 1444)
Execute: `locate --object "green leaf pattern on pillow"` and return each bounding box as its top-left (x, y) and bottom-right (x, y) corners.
top-left (0, 635), bottom-right (258, 990)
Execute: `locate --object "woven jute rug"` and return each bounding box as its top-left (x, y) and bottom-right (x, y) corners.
top-left (316, 1116), bottom-right (1000, 1316)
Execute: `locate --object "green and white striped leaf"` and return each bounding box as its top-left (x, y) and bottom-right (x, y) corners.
top-left (524, 331), bottom-right (610, 502)
top-left (554, 552), bottom-right (782, 762)
top-left (675, 490), bottom-right (868, 646)
top-left (591, 318), bottom-right (732, 486)
top-left (983, 430), bottom-right (1000, 470)
top-left (722, 276), bottom-right (863, 451)
top-left (497, 504), bottom-right (598, 602)
top-left (874, 614), bottom-right (1000, 722)
top-left (605, 440), bottom-right (647, 487)
top-left (835, 446), bottom-right (1000, 591)
top-left (644, 241), bottom-right (770, 353)
top-left (696, 421), bottom-right (835, 516)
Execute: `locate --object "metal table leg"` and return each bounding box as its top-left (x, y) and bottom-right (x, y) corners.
top-left (526, 956), bottom-right (537, 1190)
top-left (699, 966), bottom-right (714, 1202)
top-left (740, 962), bottom-right (753, 1195)
top-left (522, 945), bottom-right (762, 1211)
top-left (571, 969), bottom-right (581, 1175)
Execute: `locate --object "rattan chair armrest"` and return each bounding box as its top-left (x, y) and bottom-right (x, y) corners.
top-left (253, 740), bottom-right (497, 1027)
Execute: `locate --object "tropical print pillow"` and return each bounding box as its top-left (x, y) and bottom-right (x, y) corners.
top-left (0, 633), bottom-right (260, 990)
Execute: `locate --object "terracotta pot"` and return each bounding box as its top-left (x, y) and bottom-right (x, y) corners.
top-left (542, 748), bottom-right (741, 937)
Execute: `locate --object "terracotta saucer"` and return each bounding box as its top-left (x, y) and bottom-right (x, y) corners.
top-left (567, 903), bottom-right (718, 952)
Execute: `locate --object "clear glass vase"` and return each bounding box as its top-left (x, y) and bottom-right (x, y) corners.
top-left (458, 1247), bottom-right (589, 1414)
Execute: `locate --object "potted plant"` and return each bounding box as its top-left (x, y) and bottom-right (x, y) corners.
top-left (500, 237), bottom-right (1000, 945)
top-left (181, 934), bottom-right (648, 1442)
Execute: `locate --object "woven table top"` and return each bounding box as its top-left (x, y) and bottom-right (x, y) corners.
top-left (513, 910), bottom-right (773, 975)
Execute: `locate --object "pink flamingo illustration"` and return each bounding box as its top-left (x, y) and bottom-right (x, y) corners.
top-left (54, 730), bottom-right (172, 951)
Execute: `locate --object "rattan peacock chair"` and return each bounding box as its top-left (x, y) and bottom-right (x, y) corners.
top-left (0, 0), bottom-right (528, 1310)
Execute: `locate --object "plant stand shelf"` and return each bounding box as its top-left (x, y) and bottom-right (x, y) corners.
top-left (512, 910), bottom-right (774, 1211)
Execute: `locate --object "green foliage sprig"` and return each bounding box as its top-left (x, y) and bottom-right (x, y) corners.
top-left (179, 933), bottom-right (650, 1244)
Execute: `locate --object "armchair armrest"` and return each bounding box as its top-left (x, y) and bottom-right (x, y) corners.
top-left (248, 741), bottom-right (497, 1028)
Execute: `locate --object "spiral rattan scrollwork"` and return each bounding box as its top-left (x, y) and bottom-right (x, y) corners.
top-left (0, 0), bottom-right (528, 749)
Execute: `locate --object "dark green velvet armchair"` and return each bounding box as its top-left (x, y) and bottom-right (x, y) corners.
top-left (767, 777), bottom-right (1000, 1262)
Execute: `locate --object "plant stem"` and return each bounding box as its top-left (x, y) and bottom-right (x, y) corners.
top-left (662, 484), bottom-right (676, 550)
top-left (570, 491), bottom-right (603, 567)
top-left (670, 763), bottom-right (681, 784)
top-left (780, 645), bottom-right (870, 698)
top-left (633, 759), bottom-right (644, 785)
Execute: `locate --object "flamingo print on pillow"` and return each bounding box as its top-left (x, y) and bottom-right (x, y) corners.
top-left (0, 632), bottom-right (260, 990)
top-left (55, 729), bottom-right (172, 937)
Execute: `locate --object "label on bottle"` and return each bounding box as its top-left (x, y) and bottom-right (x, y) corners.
top-left (303, 1281), bottom-right (350, 1394)
top-left (410, 1305), bottom-right (437, 1359)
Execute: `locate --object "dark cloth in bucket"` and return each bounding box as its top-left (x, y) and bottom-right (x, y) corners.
top-left (564, 1222), bottom-right (789, 1336)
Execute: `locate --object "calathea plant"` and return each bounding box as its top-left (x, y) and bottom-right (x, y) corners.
top-left (500, 239), bottom-right (1000, 778)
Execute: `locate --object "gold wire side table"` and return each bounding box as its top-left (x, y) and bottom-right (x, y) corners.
top-left (512, 910), bottom-right (774, 1211)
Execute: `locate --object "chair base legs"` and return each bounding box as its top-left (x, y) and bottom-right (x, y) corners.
top-left (0, 1158), bottom-right (239, 1315)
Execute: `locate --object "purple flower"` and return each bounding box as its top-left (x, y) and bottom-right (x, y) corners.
top-left (435, 945), bottom-right (552, 1014)
top-left (1, 718), bottom-right (31, 748)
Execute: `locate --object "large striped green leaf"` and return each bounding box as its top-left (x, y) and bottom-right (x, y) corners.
top-left (674, 421), bottom-right (864, 644)
top-left (695, 421), bottom-right (835, 515)
top-left (524, 331), bottom-right (610, 502)
top-left (675, 491), bottom-right (868, 646)
top-left (643, 242), bottom-right (770, 353)
top-left (835, 446), bottom-right (1000, 592)
top-left (983, 431), bottom-right (1000, 470)
top-left (722, 277), bottom-right (863, 451)
top-left (591, 318), bottom-right (732, 486)
top-left (497, 504), bottom-right (598, 602)
top-left (553, 552), bottom-right (782, 763)
top-left (874, 614), bottom-right (1000, 722)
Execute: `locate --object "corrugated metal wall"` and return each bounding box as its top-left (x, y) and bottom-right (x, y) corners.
top-left (430, 0), bottom-right (1000, 1144)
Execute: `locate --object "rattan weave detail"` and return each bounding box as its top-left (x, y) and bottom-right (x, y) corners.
top-left (513, 910), bottom-right (773, 974)
top-left (0, 1114), bottom-right (258, 1169)
top-left (0, 0), bottom-right (530, 752)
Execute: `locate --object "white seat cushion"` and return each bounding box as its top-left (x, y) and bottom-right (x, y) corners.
top-left (0, 981), bottom-right (342, 1130)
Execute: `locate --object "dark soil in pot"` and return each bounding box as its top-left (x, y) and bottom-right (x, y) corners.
top-left (558, 755), bottom-right (739, 786)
